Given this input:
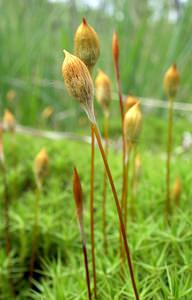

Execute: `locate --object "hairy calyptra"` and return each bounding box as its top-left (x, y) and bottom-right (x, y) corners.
top-left (34, 148), bottom-right (49, 188)
top-left (95, 69), bottom-right (111, 115)
top-left (171, 176), bottom-right (181, 206)
top-left (74, 18), bottom-right (100, 73)
top-left (3, 110), bottom-right (16, 133)
top-left (164, 64), bottom-right (180, 98)
top-left (62, 50), bottom-right (95, 123)
top-left (42, 106), bottom-right (54, 119)
top-left (124, 102), bottom-right (142, 147)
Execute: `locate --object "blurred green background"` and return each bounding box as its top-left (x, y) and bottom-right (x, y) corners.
top-left (0, 0), bottom-right (191, 127)
top-left (0, 2), bottom-right (192, 299)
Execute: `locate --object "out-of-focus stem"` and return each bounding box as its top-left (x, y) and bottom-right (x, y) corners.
top-left (113, 34), bottom-right (127, 260)
top-left (29, 186), bottom-right (41, 285)
top-left (123, 145), bottom-right (132, 231)
top-left (0, 126), bottom-right (14, 296)
top-left (130, 146), bottom-right (137, 221)
top-left (2, 165), bottom-right (11, 256)
top-left (166, 97), bottom-right (174, 223)
top-left (113, 47), bottom-right (126, 204)
top-left (81, 227), bottom-right (92, 300)
top-left (10, 131), bottom-right (17, 168)
top-left (2, 163), bottom-right (15, 298)
top-left (93, 123), bottom-right (139, 300)
top-left (102, 114), bottom-right (109, 254)
top-left (11, 131), bottom-right (17, 199)
top-left (90, 124), bottom-right (97, 299)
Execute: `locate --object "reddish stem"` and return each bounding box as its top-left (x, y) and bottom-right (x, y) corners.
top-left (2, 167), bottom-right (11, 256)
top-left (90, 124), bottom-right (97, 299)
top-left (29, 186), bottom-right (40, 286)
top-left (82, 235), bottom-right (92, 300)
top-left (112, 32), bottom-right (127, 259)
top-left (123, 147), bottom-right (131, 232)
top-left (130, 146), bottom-right (137, 221)
top-left (102, 114), bottom-right (109, 254)
top-left (93, 123), bottom-right (139, 300)
top-left (165, 97), bottom-right (174, 223)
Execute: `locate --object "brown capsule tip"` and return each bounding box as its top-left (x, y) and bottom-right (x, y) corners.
top-left (112, 31), bottom-right (119, 63)
top-left (133, 101), bottom-right (141, 109)
top-left (173, 63), bottom-right (177, 69)
top-left (82, 17), bottom-right (87, 25)
top-left (125, 95), bottom-right (139, 112)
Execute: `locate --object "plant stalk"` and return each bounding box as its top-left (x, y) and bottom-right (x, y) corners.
top-left (1, 163), bottom-right (15, 298)
top-left (123, 146), bottom-right (132, 231)
top-left (130, 146), bottom-right (137, 221)
top-left (90, 124), bottom-right (97, 299)
top-left (80, 226), bottom-right (92, 300)
top-left (2, 165), bottom-right (11, 256)
top-left (29, 185), bottom-right (41, 285)
top-left (10, 131), bottom-right (17, 200)
top-left (166, 97), bottom-right (174, 222)
top-left (93, 123), bottom-right (139, 300)
top-left (113, 36), bottom-right (127, 259)
top-left (102, 114), bottom-right (109, 254)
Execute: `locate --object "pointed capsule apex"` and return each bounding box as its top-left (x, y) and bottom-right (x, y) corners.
top-left (82, 17), bottom-right (87, 25)
top-left (135, 101), bottom-right (140, 108)
top-left (63, 49), bottom-right (69, 57)
top-left (173, 63), bottom-right (177, 69)
top-left (112, 31), bottom-right (119, 64)
top-left (125, 94), bottom-right (139, 112)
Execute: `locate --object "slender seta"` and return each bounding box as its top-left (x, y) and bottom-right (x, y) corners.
top-left (62, 50), bottom-right (140, 300)
top-left (163, 64), bottom-right (180, 222)
top-left (123, 102), bottom-right (142, 227)
top-left (29, 149), bottom-right (49, 285)
top-left (74, 17), bottom-right (100, 299)
top-left (95, 69), bottom-right (112, 253)
top-left (73, 167), bottom-right (92, 300)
